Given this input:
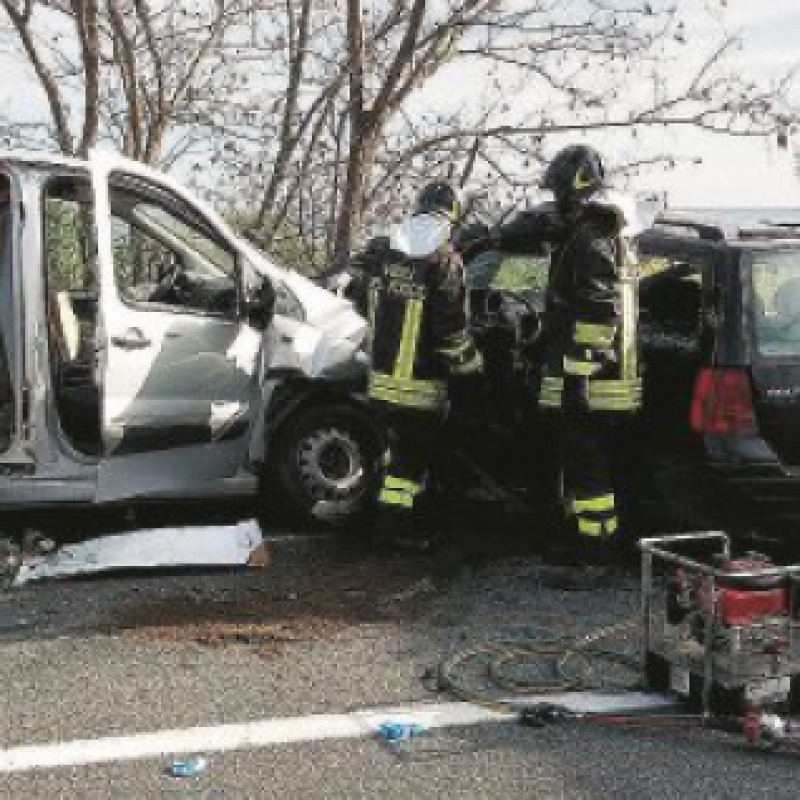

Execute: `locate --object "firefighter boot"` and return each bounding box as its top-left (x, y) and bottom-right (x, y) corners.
top-left (540, 510), bottom-right (587, 567)
top-left (374, 504), bottom-right (433, 554)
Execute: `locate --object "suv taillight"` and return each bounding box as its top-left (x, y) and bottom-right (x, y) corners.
top-left (690, 367), bottom-right (757, 437)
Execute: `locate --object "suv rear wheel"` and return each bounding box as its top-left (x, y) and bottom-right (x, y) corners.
top-left (266, 404), bottom-right (382, 528)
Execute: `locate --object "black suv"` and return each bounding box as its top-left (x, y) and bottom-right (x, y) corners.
top-left (460, 214), bottom-right (800, 537)
top-left (632, 214), bottom-right (800, 533)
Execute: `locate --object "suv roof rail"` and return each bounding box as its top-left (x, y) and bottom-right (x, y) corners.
top-left (651, 216), bottom-right (726, 241)
top-left (738, 225), bottom-right (800, 240)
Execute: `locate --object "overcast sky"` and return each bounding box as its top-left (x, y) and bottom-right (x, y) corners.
top-left (639, 0), bottom-right (800, 208)
top-left (1, 0), bottom-right (799, 208)
top-left (412, 0), bottom-right (800, 209)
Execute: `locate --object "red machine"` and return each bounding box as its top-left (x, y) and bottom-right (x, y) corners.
top-left (677, 552), bottom-right (790, 629)
top-left (639, 533), bottom-right (800, 716)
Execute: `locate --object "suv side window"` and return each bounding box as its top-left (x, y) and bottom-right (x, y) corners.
top-left (638, 248), bottom-right (708, 352)
top-left (751, 250), bottom-right (800, 357)
top-left (108, 177), bottom-right (238, 316)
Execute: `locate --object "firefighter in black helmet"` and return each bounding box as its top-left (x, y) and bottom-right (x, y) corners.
top-left (364, 180), bottom-right (483, 549)
top-left (536, 144), bottom-right (643, 561)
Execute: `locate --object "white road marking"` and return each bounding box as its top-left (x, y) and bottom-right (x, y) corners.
top-left (0, 693), bottom-right (676, 774)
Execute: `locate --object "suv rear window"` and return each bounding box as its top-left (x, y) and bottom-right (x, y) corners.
top-left (752, 249), bottom-right (800, 357)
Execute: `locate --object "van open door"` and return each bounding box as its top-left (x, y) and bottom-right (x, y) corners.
top-left (89, 152), bottom-right (262, 502)
top-left (0, 169), bottom-right (34, 468)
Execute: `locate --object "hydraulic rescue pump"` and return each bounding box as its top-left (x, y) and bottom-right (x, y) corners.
top-left (640, 533), bottom-right (800, 717)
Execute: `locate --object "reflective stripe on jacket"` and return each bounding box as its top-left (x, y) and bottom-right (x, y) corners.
top-left (538, 207), bottom-right (641, 414)
top-left (363, 234), bottom-right (481, 410)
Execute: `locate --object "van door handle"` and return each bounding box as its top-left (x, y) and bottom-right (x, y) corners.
top-left (110, 328), bottom-right (152, 350)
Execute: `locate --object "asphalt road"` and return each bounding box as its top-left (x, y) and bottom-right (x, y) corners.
top-left (0, 505), bottom-right (798, 799)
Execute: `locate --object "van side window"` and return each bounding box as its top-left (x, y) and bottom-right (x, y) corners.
top-left (638, 249), bottom-right (706, 351)
top-left (108, 178), bottom-right (238, 316)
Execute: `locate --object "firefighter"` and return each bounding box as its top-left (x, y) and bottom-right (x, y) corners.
top-left (363, 181), bottom-right (483, 550)
top-left (463, 146), bottom-right (641, 561)
top-left (535, 144), bottom-right (643, 562)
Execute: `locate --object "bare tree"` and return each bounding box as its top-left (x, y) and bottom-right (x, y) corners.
top-left (0, 0), bottom-right (267, 162)
top-left (234, 0), bottom-right (794, 272)
top-left (0, 0), bottom-right (99, 155)
top-left (1, 0), bottom-right (795, 273)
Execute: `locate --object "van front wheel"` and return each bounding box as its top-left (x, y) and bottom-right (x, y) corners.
top-left (266, 404), bottom-right (382, 528)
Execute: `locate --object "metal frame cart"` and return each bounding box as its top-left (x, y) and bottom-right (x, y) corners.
top-left (639, 532), bottom-right (800, 718)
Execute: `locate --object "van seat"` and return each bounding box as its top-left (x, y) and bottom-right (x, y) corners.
top-left (55, 291), bottom-right (81, 361)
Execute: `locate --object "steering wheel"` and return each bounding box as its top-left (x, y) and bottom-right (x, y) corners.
top-left (149, 258), bottom-right (186, 303)
top-left (501, 289), bottom-right (537, 316)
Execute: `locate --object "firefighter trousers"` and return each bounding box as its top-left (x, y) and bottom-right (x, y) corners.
top-left (560, 408), bottom-right (620, 545)
top-left (372, 401), bottom-right (446, 545)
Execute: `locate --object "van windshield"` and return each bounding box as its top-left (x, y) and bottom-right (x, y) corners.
top-left (752, 249), bottom-right (800, 356)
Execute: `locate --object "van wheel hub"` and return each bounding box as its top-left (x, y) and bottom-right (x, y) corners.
top-left (296, 428), bottom-right (364, 500)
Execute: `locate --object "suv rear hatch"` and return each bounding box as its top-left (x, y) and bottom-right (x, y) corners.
top-left (747, 244), bottom-right (800, 467)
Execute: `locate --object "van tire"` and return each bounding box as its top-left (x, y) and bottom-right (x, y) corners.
top-left (265, 403), bottom-right (382, 529)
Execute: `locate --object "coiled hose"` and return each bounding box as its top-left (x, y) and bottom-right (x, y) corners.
top-left (436, 617), bottom-right (642, 711)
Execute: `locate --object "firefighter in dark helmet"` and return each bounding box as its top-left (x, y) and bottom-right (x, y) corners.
top-left (535, 144), bottom-right (643, 561)
top-left (363, 181), bottom-right (483, 549)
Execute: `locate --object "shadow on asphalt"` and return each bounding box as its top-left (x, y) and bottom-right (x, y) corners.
top-left (0, 497), bottom-right (561, 647)
top-left (0, 496), bottom-right (261, 546)
top-left (8, 494), bottom-right (788, 653)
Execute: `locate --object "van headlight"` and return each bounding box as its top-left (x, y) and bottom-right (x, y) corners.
top-left (274, 281), bottom-right (305, 321)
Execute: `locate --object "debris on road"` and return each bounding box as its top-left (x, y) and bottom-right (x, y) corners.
top-left (0, 539), bottom-right (21, 589)
top-left (21, 530), bottom-right (56, 557)
top-left (168, 754), bottom-right (209, 778)
top-left (12, 520), bottom-right (267, 586)
top-left (377, 721), bottom-right (427, 742)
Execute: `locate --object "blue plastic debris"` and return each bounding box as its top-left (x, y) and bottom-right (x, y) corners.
top-left (169, 755), bottom-right (208, 778)
top-left (377, 721), bottom-right (427, 742)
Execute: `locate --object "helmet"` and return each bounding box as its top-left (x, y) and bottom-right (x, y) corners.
top-left (415, 181), bottom-right (460, 223)
top-left (541, 144), bottom-right (605, 203)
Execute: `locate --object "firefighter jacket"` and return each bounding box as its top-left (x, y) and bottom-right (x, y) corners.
top-left (491, 203), bottom-right (565, 256)
top-left (359, 218), bottom-right (483, 411)
top-left (537, 205), bottom-right (642, 413)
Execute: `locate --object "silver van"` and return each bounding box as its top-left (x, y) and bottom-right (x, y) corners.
top-left (0, 150), bottom-right (379, 527)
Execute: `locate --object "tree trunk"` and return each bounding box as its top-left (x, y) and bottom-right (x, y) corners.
top-left (256, 0), bottom-right (312, 237)
top-left (332, 0), bottom-right (367, 266)
top-left (333, 129), bottom-right (379, 265)
top-left (144, 116), bottom-right (169, 165)
top-left (75, 0), bottom-right (100, 157)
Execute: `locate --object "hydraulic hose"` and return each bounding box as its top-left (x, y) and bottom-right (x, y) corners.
top-left (435, 619), bottom-right (750, 735)
top-left (436, 616), bottom-right (641, 712)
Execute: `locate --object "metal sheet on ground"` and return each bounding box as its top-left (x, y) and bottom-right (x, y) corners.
top-left (12, 520), bottom-right (266, 586)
